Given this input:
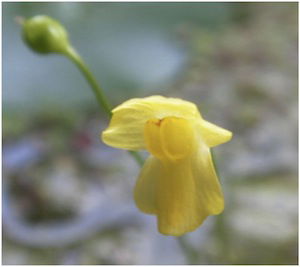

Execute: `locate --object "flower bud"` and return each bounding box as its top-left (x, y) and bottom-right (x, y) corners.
top-left (22, 15), bottom-right (71, 54)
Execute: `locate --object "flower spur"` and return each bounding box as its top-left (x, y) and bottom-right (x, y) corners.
top-left (102, 95), bottom-right (232, 236)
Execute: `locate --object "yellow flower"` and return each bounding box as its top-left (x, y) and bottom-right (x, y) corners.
top-left (101, 95), bottom-right (232, 236)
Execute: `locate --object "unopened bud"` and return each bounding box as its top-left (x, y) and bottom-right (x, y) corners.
top-left (22, 15), bottom-right (71, 54)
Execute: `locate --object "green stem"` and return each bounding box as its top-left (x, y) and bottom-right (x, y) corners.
top-left (64, 46), bottom-right (112, 116)
top-left (211, 149), bottom-right (231, 263)
top-left (63, 46), bottom-right (144, 166)
top-left (129, 151), bottom-right (144, 166)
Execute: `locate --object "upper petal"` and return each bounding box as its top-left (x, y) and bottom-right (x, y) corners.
top-left (102, 96), bottom-right (201, 150)
top-left (197, 119), bottom-right (232, 147)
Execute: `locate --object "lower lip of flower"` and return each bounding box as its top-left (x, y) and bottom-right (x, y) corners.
top-left (144, 116), bottom-right (196, 162)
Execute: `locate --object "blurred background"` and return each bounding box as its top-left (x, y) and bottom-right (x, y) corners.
top-left (2, 2), bottom-right (298, 265)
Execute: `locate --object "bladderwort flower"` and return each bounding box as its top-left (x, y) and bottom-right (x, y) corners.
top-left (102, 95), bottom-right (232, 236)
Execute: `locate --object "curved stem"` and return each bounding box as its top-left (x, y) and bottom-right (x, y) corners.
top-left (63, 46), bottom-right (144, 166)
top-left (64, 46), bottom-right (112, 116)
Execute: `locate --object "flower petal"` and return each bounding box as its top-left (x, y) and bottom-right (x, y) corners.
top-left (144, 116), bottom-right (195, 161)
top-left (156, 142), bottom-right (224, 236)
top-left (101, 96), bottom-right (200, 150)
top-left (156, 158), bottom-right (209, 236)
top-left (159, 117), bottom-right (194, 161)
top-left (133, 156), bottom-right (160, 214)
top-left (191, 142), bottom-right (224, 215)
top-left (197, 119), bottom-right (232, 147)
